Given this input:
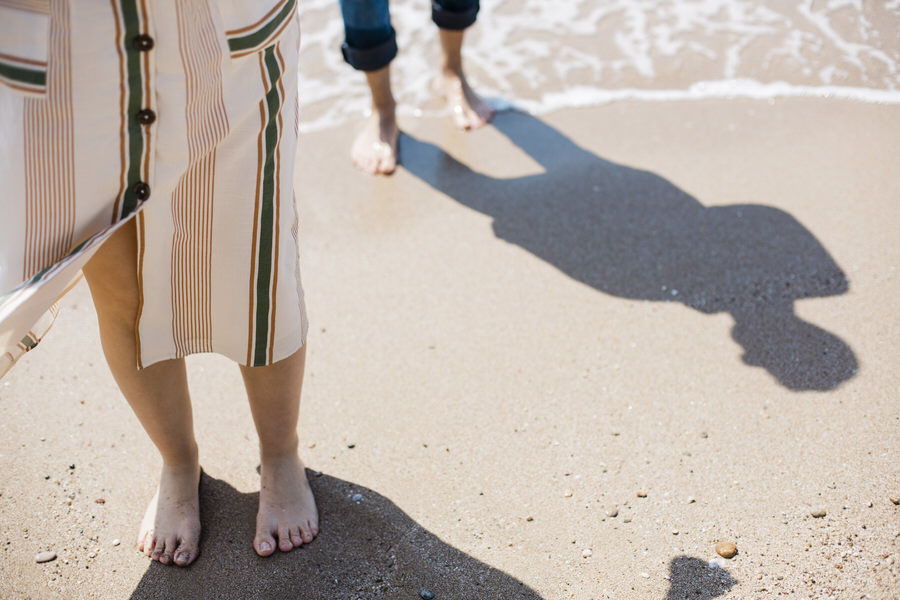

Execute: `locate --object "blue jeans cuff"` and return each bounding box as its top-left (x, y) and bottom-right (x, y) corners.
top-left (432, 0), bottom-right (479, 31)
top-left (341, 36), bottom-right (398, 71)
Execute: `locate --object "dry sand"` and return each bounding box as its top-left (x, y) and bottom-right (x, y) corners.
top-left (1, 98), bottom-right (898, 599)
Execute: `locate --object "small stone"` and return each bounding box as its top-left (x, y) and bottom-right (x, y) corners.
top-left (112, 539), bottom-right (120, 546)
top-left (314, 471), bottom-right (323, 477)
top-left (687, 496), bottom-right (696, 504)
top-left (347, 443), bottom-right (356, 449)
top-left (604, 506), bottom-right (618, 518)
top-left (525, 516), bottom-right (533, 522)
top-left (44, 475), bottom-right (50, 480)
top-left (636, 491), bottom-right (647, 498)
top-left (672, 529), bottom-right (679, 535)
top-left (420, 591), bottom-right (435, 600)
top-left (68, 464), bottom-right (75, 470)
top-left (94, 498), bottom-right (105, 504)
top-left (640, 572), bottom-right (649, 578)
top-left (623, 518), bottom-right (632, 523)
top-left (890, 497), bottom-right (900, 505)
top-left (715, 541), bottom-right (738, 559)
top-left (35, 551), bottom-right (56, 564)
top-left (307, 442), bottom-right (316, 449)
top-left (351, 493), bottom-right (363, 503)
top-left (811, 508), bottom-right (827, 518)
top-left (563, 489), bottom-right (573, 498)
top-left (582, 548), bottom-right (592, 558)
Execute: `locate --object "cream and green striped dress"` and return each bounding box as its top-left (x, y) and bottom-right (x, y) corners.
top-left (0, 0), bottom-right (308, 376)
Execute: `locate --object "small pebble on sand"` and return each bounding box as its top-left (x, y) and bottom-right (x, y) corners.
top-left (112, 539), bottom-right (120, 546)
top-left (525, 516), bottom-right (533, 522)
top-left (563, 489), bottom-right (573, 498)
top-left (351, 493), bottom-right (363, 503)
top-left (94, 498), bottom-right (105, 504)
top-left (605, 506), bottom-right (618, 517)
top-left (640, 572), bottom-right (649, 578)
top-left (636, 491), bottom-right (647, 498)
top-left (715, 541), bottom-right (738, 559)
top-left (582, 548), bottom-right (592, 558)
top-left (890, 497), bottom-right (900, 505)
top-left (420, 591), bottom-right (435, 600)
top-left (687, 496), bottom-right (696, 504)
top-left (811, 508), bottom-right (827, 518)
top-left (35, 551), bottom-right (56, 564)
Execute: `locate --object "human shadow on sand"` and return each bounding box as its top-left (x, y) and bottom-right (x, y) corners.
top-left (400, 111), bottom-right (856, 391)
top-left (665, 556), bottom-right (737, 599)
top-left (128, 471), bottom-right (543, 599)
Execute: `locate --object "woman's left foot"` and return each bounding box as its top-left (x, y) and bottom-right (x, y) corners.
top-left (254, 453), bottom-right (319, 556)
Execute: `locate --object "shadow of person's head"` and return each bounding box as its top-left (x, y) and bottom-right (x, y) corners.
top-left (666, 555), bottom-right (737, 600)
top-left (129, 471), bottom-right (543, 599)
top-left (401, 111), bottom-right (857, 391)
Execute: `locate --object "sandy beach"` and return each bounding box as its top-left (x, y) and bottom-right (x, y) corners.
top-left (1, 94), bottom-right (898, 599)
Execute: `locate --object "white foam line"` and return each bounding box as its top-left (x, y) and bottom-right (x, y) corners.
top-left (298, 79), bottom-right (900, 132)
top-left (531, 80), bottom-right (900, 109)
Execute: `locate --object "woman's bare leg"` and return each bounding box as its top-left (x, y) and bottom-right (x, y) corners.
top-left (437, 28), bottom-right (494, 129)
top-left (239, 346), bottom-right (318, 556)
top-left (82, 219), bottom-right (201, 567)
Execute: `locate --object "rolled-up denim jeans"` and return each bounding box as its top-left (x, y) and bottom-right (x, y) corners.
top-left (340, 0), bottom-right (480, 71)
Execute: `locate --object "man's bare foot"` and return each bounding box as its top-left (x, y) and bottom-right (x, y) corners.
top-left (137, 462), bottom-right (201, 567)
top-left (351, 110), bottom-right (399, 175)
top-left (254, 453), bottom-right (318, 556)
top-left (436, 68), bottom-right (494, 130)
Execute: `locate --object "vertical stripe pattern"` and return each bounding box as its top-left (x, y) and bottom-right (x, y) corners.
top-left (247, 44), bottom-right (286, 366)
top-left (170, 0), bottom-right (230, 357)
top-left (22, 0), bottom-right (74, 279)
top-left (109, 0), bottom-right (147, 222)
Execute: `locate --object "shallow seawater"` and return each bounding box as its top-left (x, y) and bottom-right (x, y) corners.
top-left (297, 0), bottom-right (900, 130)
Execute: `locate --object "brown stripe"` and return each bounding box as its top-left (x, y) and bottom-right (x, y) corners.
top-left (170, 0), bottom-right (229, 357)
top-left (0, 52), bottom-right (47, 67)
top-left (225, 0), bottom-right (287, 36)
top-left (2, 0), bottom-right (50, 14)
top-left (22, 0), bottom-right (75, 279)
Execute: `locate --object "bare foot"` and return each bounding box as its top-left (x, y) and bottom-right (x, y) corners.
top-left (351, 110), bottom-right (399, 175)
top-left (436, 69), bottom-right (494, 130)
top-left (254, 453), bottom-right (318, 556)
top-left (137, 462), bottom-right (201, 567)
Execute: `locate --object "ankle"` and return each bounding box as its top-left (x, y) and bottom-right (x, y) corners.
top-left (259, 435), bottom-right (300, 463)
top-left (160, 444), bottom-right (200, 469)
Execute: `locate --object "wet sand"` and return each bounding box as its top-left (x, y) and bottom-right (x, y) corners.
top-left (1, 98), bottom-right (898, 599)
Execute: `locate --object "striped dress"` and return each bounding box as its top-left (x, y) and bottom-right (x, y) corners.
top-left (0, 0), bottom-right (308, 376)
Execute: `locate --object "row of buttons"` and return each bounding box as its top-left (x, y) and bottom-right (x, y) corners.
top-left (132, 34), bottom-right (154, 202)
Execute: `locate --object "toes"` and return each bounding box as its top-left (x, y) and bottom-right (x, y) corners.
top-left (142, 533), bottom-right (156, 557)
top-left (299, 520), bottom-right (316, 544)
top-left (277, 525), bottom-right (293, 552)
top-left (254, 532), bottom-right (276, 557)
top-left (174, 537), bottom-right (199, 567)
top-left (289, 525), bottom-right (303, 548)
top-left (159, 536), bottom-right (177, 565)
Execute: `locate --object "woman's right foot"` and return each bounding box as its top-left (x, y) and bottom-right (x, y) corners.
top-left (137, 462), bottom-right (202, 567)
top-left (351, 109), bottom-right (399, 175)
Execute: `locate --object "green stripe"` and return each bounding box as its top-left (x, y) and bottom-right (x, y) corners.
top-left (118, 0), bottom-right (145, 218)
top-left (0, 61), bottom-right (46, 87)
top-left (252, 46), bottom-right (283, 366)
top-left (228, 0), bottom-right (295, 54)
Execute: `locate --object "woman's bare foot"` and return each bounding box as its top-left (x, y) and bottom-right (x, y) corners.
top-left (254, 453), bottom-right (318, 556)
top-left (437, 68), bottom-right (494, 130)
top-left (351, 109), bottom-right (399, 175)
top-left (137, 462), bottom-right (202, 567)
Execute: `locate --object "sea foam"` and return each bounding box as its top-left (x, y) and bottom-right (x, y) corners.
top-left (297, 0), bottom-right (900, 131)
